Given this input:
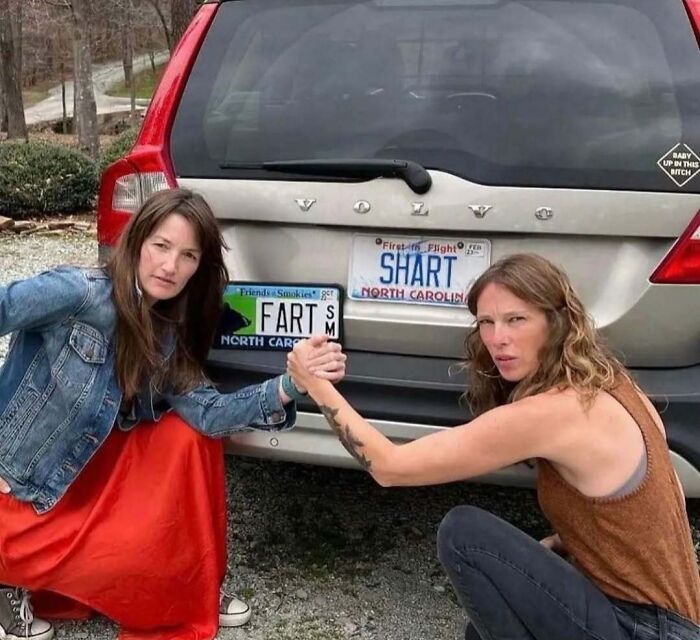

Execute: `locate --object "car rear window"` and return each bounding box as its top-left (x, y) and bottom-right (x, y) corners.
top-left (170, 0), bottom-right (700, 192)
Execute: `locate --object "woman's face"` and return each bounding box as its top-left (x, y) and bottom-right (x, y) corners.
top-left (137, 213), bottom-right (202, 305)
top-left (475, 282), bottom-right (550, 382)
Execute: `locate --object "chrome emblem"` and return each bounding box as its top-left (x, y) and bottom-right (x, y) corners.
top-left (354, 200), bottom-right (371, 214)
top-left (468, 205), bottom-right (492, 218)
top-left (535, 207), bottom-right (553, 221)
top-left (295, 198), bottom-right (316, 212)
top-left (411, 202), bottom-right (428, 216)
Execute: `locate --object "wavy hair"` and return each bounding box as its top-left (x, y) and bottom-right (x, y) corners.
top-left (463, 253), bottom-right (629, 416)
top-left (106, 188), bottom-right (228, 401)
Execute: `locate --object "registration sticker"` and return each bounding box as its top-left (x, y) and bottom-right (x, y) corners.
top-left (348, 235), bottom-right (490, 307)
top-left (215, 283), bottom-right (343, 350)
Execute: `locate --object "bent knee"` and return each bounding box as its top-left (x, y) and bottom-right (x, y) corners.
top-left (437, 505), bottom-right (496, 560)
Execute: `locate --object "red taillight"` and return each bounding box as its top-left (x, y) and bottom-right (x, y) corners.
top-left (97, 4), bottom-right (218, 248)
top-left (650, 211), bottom-right (700, 284)
top-left (684, 0), bottom-right (700, 41)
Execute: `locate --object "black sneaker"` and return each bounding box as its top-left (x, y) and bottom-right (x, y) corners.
top-left (0, 587), bottom-right (54, 640)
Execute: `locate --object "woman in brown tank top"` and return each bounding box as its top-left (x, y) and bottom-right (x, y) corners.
top-left (288, 253), bottom-right (700, 640)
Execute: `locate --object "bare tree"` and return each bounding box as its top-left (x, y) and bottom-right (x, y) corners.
top-left (0, 0), bottom-right (27, 139)
top-left (70, 0), bottom-right (99, 159)
top-left (57, 28), bottom-right (69, 134)
top-left (170, 0), bottom-right (197, 52)
top-left (121, 32), bottom-right (133, 89)
top-left (125, 0), bottom-right (137, 123)
top-left (145, 0), bottom-right (172, 52)
top-left (0, 77), bottom-right (7, 134)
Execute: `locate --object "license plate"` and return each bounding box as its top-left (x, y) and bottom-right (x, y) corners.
top-left (348, 235), bottom-right (491, 307)
top-left (214, 283), bottom-right (343, 350)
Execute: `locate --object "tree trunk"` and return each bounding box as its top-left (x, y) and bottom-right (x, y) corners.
top-left (170, 0), bottom-right (197, 52)
top-left (0, 82), bottom-right (7, 134)
top-left (60, 62), bottom-right (68, 134)
top-left (121, 6), bottom-right (133, 89)
top-left (72, 37), bottom-right (79, 135)
top-left (125, 0), bottom-right (136, 123)
top-left (55, 28), bottom-right (68, 134)
top-left (0, 0), bottom-right (27, 140)
top-left (71, 0), bottom-right (99, 160)
top-left (146, 0), bottom-right (172, 53)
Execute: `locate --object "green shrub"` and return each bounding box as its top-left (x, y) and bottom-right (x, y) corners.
top-left (0, 140), bottom-right (98, 217)
top-left (99, 126), bottom-right (139, 175)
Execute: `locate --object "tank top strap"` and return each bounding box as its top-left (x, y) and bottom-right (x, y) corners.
top-left (606, 377), bottom-right (660, 443)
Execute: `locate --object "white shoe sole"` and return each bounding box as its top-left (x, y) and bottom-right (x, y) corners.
top-left (219, 605), bottom-right (251, 628)
top-left (4, 627), bottom-right (54, 640)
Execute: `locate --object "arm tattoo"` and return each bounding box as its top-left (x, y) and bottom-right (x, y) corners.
top-left (320, 405), bottom-right (372, 471)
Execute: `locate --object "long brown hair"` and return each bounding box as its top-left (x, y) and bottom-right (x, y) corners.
top-left (464, 253), bottom-right (629, 416)
top-left (106, 188), bottom-right (228, 401)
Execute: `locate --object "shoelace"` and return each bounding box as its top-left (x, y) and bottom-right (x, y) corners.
top-left (17, 589), bottom-right (34, 640)
top-left (0, 589), bottom-right (34, 640)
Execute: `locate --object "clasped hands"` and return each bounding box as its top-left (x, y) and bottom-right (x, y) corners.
top-left (288, 335), bottom-right (346, 393)
top-left (0, 336), bottom-right (347, 496)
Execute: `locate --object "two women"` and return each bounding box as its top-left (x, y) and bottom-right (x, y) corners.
top-left (0, 188), bottom-right (345, 640)
top-left (289, 253), bottom-right (700, 640)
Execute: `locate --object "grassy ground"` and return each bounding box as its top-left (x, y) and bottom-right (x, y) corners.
top-left (106, 63), bottom-right (166, 100)
top-left (22, 78), bottom-right (55, 107)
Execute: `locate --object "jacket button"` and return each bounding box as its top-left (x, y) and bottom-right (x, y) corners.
top-left (271, 412), bottom-right (282, 423)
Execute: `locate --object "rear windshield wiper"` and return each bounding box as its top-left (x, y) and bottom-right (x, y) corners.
top-left (219, 159), bottom-right (432, 195)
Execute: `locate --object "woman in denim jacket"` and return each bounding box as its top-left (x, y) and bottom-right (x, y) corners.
top-left (0, 188), bottom-right (345, 640)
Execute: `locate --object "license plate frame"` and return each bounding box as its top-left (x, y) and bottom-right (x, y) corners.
top-left (348, 234), bottom-right (491, 307)
top-left (214, 282), bottom-right (343, 351)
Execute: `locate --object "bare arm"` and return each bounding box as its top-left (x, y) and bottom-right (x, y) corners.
top-left (288, 341), bottom-right (559, 487)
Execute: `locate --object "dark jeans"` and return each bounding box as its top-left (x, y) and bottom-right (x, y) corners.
top-left (437, 506), bottom-right (700, 640)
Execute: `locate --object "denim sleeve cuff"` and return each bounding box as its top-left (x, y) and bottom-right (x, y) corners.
top-left (260, 376), bottom-right (297, 431)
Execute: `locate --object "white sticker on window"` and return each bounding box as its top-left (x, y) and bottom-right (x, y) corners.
top-left (657, 143), bottom-right (700, 187)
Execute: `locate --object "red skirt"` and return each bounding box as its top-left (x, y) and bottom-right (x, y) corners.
top-left (0, 413), bottom-right (227, 640)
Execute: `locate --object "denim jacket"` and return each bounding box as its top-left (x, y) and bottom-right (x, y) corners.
top-left (0, 266), bottom-right (295, 513)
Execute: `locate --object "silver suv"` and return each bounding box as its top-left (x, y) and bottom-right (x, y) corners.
top-left (98, 0), bottom-right (700, 494)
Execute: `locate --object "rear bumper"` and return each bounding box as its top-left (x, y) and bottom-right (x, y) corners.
top-left (208, 349), bottom-right (700, 497)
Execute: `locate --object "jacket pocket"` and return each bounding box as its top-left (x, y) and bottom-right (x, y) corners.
top-left (68, 322), bottom-right (108, 364)
top-left (54, 322), bottom-right (108, 390)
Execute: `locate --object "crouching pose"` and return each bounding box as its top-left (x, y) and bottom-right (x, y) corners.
top-left (0, 188), bottom-right (345, 640)
top-left (288, 253), bottom-right (700, 640)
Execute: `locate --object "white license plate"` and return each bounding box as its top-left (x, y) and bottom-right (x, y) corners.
top-left (215, 284), bottom-right (342, 350)
top-left (348, 235), bottom-right (491, 307)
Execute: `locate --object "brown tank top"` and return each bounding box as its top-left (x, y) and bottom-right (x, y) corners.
top-left (537, 379), bottom-right (700, 624)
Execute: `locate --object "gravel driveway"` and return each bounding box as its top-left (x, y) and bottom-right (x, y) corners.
top-left (1, 232), bottom-right (699, 640)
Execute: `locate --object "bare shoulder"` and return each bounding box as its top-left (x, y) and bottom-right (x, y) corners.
top-left (496, 388), bottom-right (584, 445)
top-left (534, 383), bottom-right (666, 441)
top-left (518, 386), bottom-right (585, 419)
top-left (580, 383), bottom-right (666, 437)
top-left (510, 388), bottom-right (624, 457)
